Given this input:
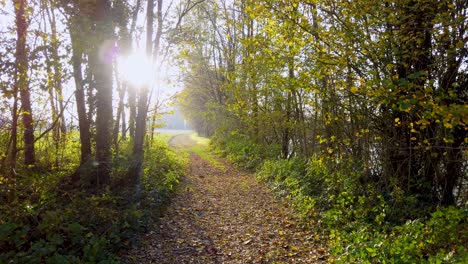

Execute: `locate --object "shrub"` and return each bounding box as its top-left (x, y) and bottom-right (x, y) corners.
top-left (255, 156), bottom-right (468, 263)
top-left (330, 207), bottom-right (467, 263)
top-left (212, 130), bottom-right (279, 170)
top-left (0, 135), bottom-right (186, 263)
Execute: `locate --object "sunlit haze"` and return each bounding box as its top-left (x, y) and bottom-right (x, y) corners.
top-left (118, 51), bottom-right (154, 88)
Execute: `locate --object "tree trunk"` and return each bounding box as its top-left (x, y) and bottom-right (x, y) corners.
top-left (149, 0), bottom-right (163, 147)
top-left (387, 0), bottom-right (436, 200)
top-left (44, 51), bottom-right (60, 151)
top-left (131, 88), bottom-right (149, 184)
top-left (126, 0), bottom-right (142, 141)
top-left (128, 88), bottom-right (136, 139)
top-left (40, 2), bottom-right (60, 153)
top-left (121, 104), bottom-right (127, 140)
top-left (153, 0), bottom-right (163, 61)
top-left (70, 22), bottom-right (92, 165)
top-left (86, 59), bottom-right (96, 134)
top-left (150, 106), bottom-right (157, 146)
top-left (7, 92), bottom-right (19, 175)
top-left (113, 69), bottom-right (126, 149)
top-left (46, 63), bottom-right (60, 166)
top-left (15, 0), bottom-right (35, 166)
top-left (93, 0), bottom-right (114, 186)
top-left (129, 0), bottom-right (154, 185)
top-left (45, 2), bottom-right (66, 139)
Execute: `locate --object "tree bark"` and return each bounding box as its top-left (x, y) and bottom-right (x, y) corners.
top-left (86, 58), bottom-right (96, 133)
top-left (150, 105), bottom-right (157, 146)
top-left (70, 21), bottom-right (92, 165)
top-left (113, 68), bottom-right (126, 149)
top-left (44, 50), bottom-right (60, 150)
top-left (128, 88), bottom-right (136, 139)
top-left (126, 0), bottom-right (142, 141)
top-left (45, 4), bottom-right (67, 139)
top-left (121, 104), bottom-right (127, 140)
top-left (7, 91), bottom-right (19, 175)
top-left (15, 0), bottom-right (35, 166)
top-left (93, 0), bottom-right (114, 186)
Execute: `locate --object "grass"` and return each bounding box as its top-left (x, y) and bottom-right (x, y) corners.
top-left (156, 132), bottom-right (180, 144)
top-left (190, 133), bottom-right (210, 146)
top-left (188, 133), bottom-right (226, 172)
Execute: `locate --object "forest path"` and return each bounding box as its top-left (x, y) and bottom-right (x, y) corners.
top-left (126, 133), bottom-right (326, 263)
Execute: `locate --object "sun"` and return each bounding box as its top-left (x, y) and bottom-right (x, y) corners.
top-left (117, 51), bottom-right (154, 87)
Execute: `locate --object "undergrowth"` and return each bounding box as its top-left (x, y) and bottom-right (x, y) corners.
top-left (0, 134), bottom-right (186, 263)
top-left (213, 132), bottom-right (468, 263)
top-left (211, 130), bottom-right (279, 171)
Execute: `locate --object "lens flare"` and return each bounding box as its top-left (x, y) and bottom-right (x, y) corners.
top-left (118, 51), bottom-right (153, 87)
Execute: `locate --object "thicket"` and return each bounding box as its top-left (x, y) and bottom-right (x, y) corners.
top-left (212, 134), bottom-right (467, 263)
top-left (178, 0), bottom-right (467, 262)
top-left (0, 134), bottom-right (186, 263)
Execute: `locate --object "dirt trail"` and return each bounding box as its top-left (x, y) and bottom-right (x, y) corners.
top-left (167, 133), bottom-right (197, 148)
top-left (127, 134), bottom-right (326, 263)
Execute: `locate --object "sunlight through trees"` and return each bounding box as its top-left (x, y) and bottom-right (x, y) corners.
top-left (0, 0), bottom-right (466, 262)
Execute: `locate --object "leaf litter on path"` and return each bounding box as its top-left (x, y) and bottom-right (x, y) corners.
top-left (126, 142), bottom-right (327, 263)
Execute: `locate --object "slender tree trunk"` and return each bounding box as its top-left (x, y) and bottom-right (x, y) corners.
top-left (282, 59), bottom-right (294, 159)
top-left (70, 22), bottom-right (92, 165)
top-left (86, 55), bottom-right (96, 135)
top-left (113, 68), bottom-right (126, 149)
top-left (3, 92), bottom-right (19, 202)
top-left (7, 93), bottom-right (19, 174)
top-left (44, 51), bottom-right (60, 149)
top-left (150, 106), bottom-right (157, 146)
top-left (131, 88), bottom-right (148, 183)
top-left (94, 0), bottom-right (114, 186)
top-left (40, 2), bottom-right (60, 153)
top-left (129, 0), bottom-right (154, 185)
top-left (128, 88), bottom-right (136, 139)
top-left (121, 105), bottom-right (127, 140)
top-left (45, 2), bottom-right (66, 139)
top-left (126, 0), bottom-right (142, 141)
top-left (46, 63), bottom-right (60, 166)
top-left (15, 0), bottom-right (35, 166)
top-left (149, 0), bottom-right (163, 147)
top-left (153, 0), bottom-right (163, 61)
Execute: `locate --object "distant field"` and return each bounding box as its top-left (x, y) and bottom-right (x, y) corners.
top-left (156, 129), bottom-right (194, 134)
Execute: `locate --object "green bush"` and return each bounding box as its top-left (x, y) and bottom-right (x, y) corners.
top-left (195, 128), bottom-right (468, 263)
top-left (254, 156), bottom-right (468, 263)
top-left (0, 135), bottom-right (186, 263)
top-left (330, 207), bottom-right (467, 263)
top-left (142, 138), bottom-right (187, 205)
top-left (212, 130), bottom-right (279, 170)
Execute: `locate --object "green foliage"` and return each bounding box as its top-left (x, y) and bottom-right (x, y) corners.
top-left (0, 192), bottom-right (126, 263)
top-left (330, 207), bottom-right (467, 263)
top-left (142, 137), bottom-right (187, 205)
top-left (256, 158), bottom-right (307, 195)
top-left (178, 0), bottom-right (467, 261)
top-left (212, 130), bottom-right (279, 171)
top-left (254, 155), bottom-right (467, 263)
top-left (0, 135), bottom-right (185, 263)
top-left (256, 158), bottom-right (318, 221)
